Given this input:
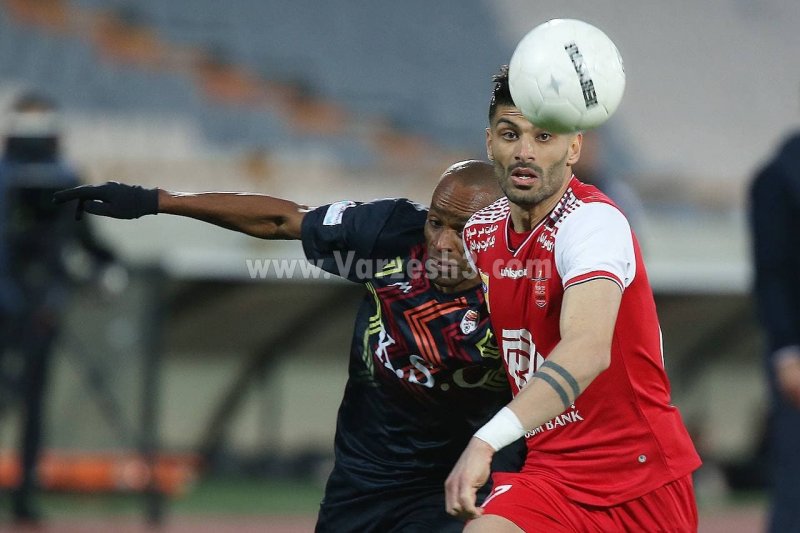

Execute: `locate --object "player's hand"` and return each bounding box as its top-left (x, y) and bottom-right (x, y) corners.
top-left (53, 182), bottom-right (159, 220)
top-left (775, 349), bottom-right (800, 409)
top-left (444, 437), bottom-right (494, 520)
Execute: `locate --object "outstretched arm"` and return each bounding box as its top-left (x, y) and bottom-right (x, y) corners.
top-left (445, 278), bottom-right (621, 519)
top-left (54, 182), bottom-right (309, 240)
top-left (157, 190), bottom-right (308, 239)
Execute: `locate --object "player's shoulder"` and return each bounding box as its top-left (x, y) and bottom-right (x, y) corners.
top-left (358, 197), bottom-right (428, 213)
top-left (364, 197), bottom-right (427, 218)
top-left (374, 198), bottom-right (429, 235)
top-left (570, 176), bottom-right (615, 203)
top-left (313, 197), bottom-right (427, 225)
top-left (550, 177), bottom-right (625, 227)
top-left (552, 181), bottom-right (634, 264)
top-left (465, 197), bottom-right (509, 229)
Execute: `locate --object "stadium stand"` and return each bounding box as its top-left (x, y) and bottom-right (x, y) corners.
top-left (1, 0), bottom-right (511, 170)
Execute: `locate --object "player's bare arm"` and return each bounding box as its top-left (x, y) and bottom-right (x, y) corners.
top-left (53, 182), bottom-right (309, 240)
top-left (445, 278), bottom-right (621, 521)
top-left (157, 190), bottom-right (308, 239)
top-left (509, 278), bottom-right (621, 422)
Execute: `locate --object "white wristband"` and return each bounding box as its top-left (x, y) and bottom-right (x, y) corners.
top-left (473, 407), bottom-right (526, 451)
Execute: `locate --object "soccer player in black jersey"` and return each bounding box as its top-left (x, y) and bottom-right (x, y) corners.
top-left (54, 160), bottom-right (523, 532)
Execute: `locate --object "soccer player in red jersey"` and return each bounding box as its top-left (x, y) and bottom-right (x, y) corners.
top-left (445, 66), bottom-right (702, 532)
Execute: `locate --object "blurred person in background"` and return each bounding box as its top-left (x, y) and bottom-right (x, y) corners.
top-left (54, 160), bottom-right (524, 532)
top-left (0, 93), bottom-right (115, 522)
top-left (749, 130), bottom-right (800, 533)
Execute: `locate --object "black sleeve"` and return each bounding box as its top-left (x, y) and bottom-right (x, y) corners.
top-left (300, 198), bottom-right (427, 281)
top-left (750, 163), bottom-right (800, 354)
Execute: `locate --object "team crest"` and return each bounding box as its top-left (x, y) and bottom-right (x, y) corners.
top-left (460, 309), bottom-right (480, 335)
top-left (532, 265), bottom-right (548, 308)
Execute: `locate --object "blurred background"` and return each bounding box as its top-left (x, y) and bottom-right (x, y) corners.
top-left (0, 0), bottom-right (798, 531)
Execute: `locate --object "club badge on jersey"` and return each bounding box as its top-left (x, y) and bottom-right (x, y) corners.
top-left (460, 309), bottom-right (480, 335)
top-left (532, 264), bottom-right (549, 308)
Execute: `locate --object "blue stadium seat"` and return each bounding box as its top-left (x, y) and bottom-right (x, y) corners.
top-left (1, 0), bottom-right (511, 162)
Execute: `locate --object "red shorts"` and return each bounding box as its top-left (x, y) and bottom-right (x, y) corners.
top-left (479, 472), bottom-right (697, 532)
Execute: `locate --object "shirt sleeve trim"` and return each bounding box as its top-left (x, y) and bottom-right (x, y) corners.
top-left (564, 270), bottom-right (625, 292)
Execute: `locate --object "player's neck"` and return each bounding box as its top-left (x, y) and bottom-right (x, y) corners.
top-left (509, 177), bottom-right (571, 232)
top-left (431, 277), bottom-right (481, 294)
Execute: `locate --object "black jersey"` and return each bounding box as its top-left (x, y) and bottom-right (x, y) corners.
top-left (302, 198), bottom-right (512, 488)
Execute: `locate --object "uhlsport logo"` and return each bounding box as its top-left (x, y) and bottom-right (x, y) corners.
top-left (500, 267), bottom-right (528, 279)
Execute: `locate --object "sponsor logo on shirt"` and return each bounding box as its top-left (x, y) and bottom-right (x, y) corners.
top-left (500, 328), bottom-right (544, 390)
top-left (499, 267), bottom-right (528, 279)
top-left (524, 406), bottom-right (585, 439)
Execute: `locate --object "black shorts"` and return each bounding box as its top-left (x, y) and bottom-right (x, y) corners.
top-left (315, 440), bottom-right (524, 532)
top-left (315, 467), bottom-right (464, 533)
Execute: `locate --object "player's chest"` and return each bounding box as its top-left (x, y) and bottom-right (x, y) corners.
top-left (365, 282), bottom-right (498, 389)
top-left (477, 232), bottom-right (564, 326)
top-left (372, 280), bottom-right (487, 345)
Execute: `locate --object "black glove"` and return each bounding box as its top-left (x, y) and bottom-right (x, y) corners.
top-left (53, 181), bottom-right (159, 220)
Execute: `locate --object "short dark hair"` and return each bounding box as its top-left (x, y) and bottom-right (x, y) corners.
top-left (488, 65), bottom-right (515, 124)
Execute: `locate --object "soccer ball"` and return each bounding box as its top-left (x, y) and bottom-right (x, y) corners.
top-left (508, 19), bottom-right (626, 133)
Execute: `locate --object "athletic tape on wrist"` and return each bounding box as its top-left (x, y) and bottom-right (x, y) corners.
top-left (473, 407), bottom-right (525, 451)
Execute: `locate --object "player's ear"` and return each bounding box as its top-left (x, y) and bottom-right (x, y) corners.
top-left (486, 127), bottom-right (494, 161)
top-left (566, 132), bottom-right (582, 166)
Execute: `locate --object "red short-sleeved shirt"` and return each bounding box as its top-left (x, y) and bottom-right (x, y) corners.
top-left (463, 177), bottom-right (701, 506)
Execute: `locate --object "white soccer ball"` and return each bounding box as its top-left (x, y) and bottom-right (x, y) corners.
top-left (508, 19), bottom-right (626, 133)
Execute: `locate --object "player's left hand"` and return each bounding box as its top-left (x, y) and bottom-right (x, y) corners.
top-left (53, 181), bottom-right (159, 220)
top-left (444, 437), bottom-right (494, 520)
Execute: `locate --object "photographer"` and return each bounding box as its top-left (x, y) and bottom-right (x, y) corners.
top-left (0, 93), bottom-right (113, 521)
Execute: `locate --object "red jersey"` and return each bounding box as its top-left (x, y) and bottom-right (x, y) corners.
top-left (463, 176), bottom-right (701, 506)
